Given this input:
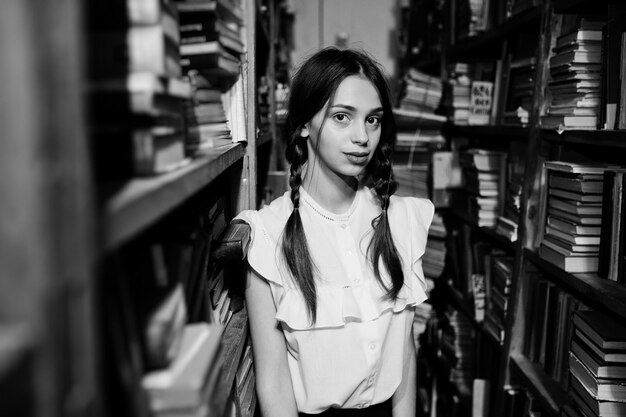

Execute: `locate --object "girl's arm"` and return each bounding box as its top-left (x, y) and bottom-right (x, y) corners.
top-left (245, 267), bottom-right (299, 417)
top-left (391, 324), bottom-right (417, 417)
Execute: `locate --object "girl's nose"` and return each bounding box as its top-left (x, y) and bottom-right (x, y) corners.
top-left (351, 123), bottom-right (369, 145)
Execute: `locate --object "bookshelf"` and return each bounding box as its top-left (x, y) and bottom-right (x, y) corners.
top-left (404, 0), bottom-right (626, 416)
top-left (0, 0), bottom-right (286, 415)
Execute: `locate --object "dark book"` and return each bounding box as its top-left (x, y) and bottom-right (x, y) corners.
top-left (548, 188), bottom-right (602, 203)
top-left (574, 310), bottom-right (626, 350)
top-left (604, 5), bottom-right (626, 129)
top-left (547, 215), bottom-right (601, 236)
top-left (547, 207), bottom-right (602, 226)
top-left (212, 220), bottom-right (251, 262)
top-left (570, 352), bottom-right (626, 402)
top-left (575, 328), bottom-right (626, 363)
top-left (549, 172), bottom-right (604, 193)
top-left (571, 337), bottom-right (626, 379)
top-left (569, 374), bottom-right (626, 417)
top-left (548, 197), bottom-right (602, 216)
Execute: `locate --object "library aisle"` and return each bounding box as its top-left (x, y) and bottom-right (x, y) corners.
top-left (3, 1), bottom-right (626, 417)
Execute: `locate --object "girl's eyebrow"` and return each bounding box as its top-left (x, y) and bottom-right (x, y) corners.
top-left (330, 104), bottom-right (384, 113)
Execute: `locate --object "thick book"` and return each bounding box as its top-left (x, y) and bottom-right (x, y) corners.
top-left (142, 322), bottom-right (224, 411)
top-left (573, 310), bottom-right (626, 350)
top-left (140, 283), bottom-right (188, 370)
top-left (557, 29), bottom-right (603, 46)
top-left (541, 114), bottom-right (598, 129)
top-left (89, 25), bottom-right (181, 79)
top-left (546, 207), bottom-right (602, 226)
top-left (545, 226), bottom-right (600, 245)
top-left (545, 161), bottom-right (619, 175)
top-left (569, 373), bottom-right (626, 417)
top-left (542, 235), bottom-right (599, 256)
top-left (549, 173), bottom-right (604, 193)
top-left (546, 215), bottom-right (601, 236)
top-left (570, 353), bottom-right (626, 401)
top-left (548, 188), bottom-right (602, 203)
top-left (212, 220), bottom-right (251, 261)
top-left (539, 243), bottom-right (598, 273)
top-left (575, 329), bottom-right (626, 363)
top-left (571, 338), bottom-right (626, 379)
top-left (548, 197), bottom-right (602, 216)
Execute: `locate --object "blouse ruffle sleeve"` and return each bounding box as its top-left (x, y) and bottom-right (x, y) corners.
top-left (391, 196), bottom-right (435, 309)
top-left (234, 209), bottom-right (286, 289)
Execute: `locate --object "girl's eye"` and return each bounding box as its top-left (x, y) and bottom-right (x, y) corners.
top-left (367, 116), bottom-right (381, 126)
top-left (333, 113), bottom-right (350, 123)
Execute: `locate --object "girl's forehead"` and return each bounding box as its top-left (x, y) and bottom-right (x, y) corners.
top-left (331, 76), bottom-right (381, 108)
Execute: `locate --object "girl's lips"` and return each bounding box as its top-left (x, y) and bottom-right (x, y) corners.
top-left (344, 152), bottom-right (369, 164)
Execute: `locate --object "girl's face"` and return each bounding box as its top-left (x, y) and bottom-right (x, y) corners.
top-left (302, 75), bottom-right (383, 186)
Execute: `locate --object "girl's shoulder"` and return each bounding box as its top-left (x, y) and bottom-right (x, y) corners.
top-left (235, 191), bottom-right (293, 239)
top-left (388, 194), bottom-right (435, 229)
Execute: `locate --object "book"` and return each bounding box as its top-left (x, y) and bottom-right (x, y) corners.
top-left (556, 30), bottom-right (603, 48)
top-left (545, 226), bottom-right (600, 245)
top-left (542, 235), bottom-right (599, 256)
top-left (549, 173), bottom-right (604, 193)
top-left (212, 220), bottom-right (251, 261)
top-left (539, 243), bottom-right (598, 273)
top-left (541, 114), bottom-right (598, 129)
top-left (576, 329), bottom-right (626, 363)
top-left (570, 373), bottom-right (626, 417)
top-left (140, 283), bottom-right (188, 370)
top-left (569, 352), bottom-right (626, 402)
top-left (548, 197), bottom-right (602, 216)
top-left (548, 188), bottom-right (603, 203)
top-left (89, 25), bottom-right (181, 79)
top-left (546, 216), bottom-right (601, 235)
top-left (550, 51), bottom-right (602, 67)
top-left (142, 322), bottom-right (224, 411)
top-left (571, 338), bottom-right (626, 379)
top-left (574, 310), bottom-right (626, 350)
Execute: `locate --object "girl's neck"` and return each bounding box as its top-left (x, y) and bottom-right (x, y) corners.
top-left (301, 169), bottom-right (358, 214)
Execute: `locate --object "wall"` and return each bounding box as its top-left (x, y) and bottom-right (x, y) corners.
top-left (289, 0), bottom-right (399, 80)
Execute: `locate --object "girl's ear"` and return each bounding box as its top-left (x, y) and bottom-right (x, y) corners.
top-left (300, 124), bottom-right (310, 138)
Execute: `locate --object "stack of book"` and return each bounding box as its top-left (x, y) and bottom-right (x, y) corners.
top-left (422, 213), bottom-right (447, 280)
top-left (568, 310), bottom-right (626, 417)
top-left (184, 71), bottom-right (231, 154)
top-left (539, 161), bottom-right (612, 273)
top-left (459, 149), bottom-right (507, 227)
top-left (502, 57), bottom-right (536, 127)
top-left (446, 63), bottom-right (472, 125)
top-left (484, 255), bottom-right (513, 345)
top-left (496, 171), bottom-right (523, 242)
top-left (87, 0), bottom-right (191, 179)
top-left (399, 68), bottom-right (443, 115)
top-left (393, 69), bottom-right (446, 201)
top-left (177, 0), bottom-right (243, 77)
top-left (541, 26), bottom-right (603, 131)
top-left (440, 307), bottom-right (474, 398)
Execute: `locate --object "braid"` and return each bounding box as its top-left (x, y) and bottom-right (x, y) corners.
top-left (282, 137), bottom-right (317, 323)
top-left (368, 143), bottom-right (404, 299)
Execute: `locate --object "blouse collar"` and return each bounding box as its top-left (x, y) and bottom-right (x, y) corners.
top-left (299, 185), bottom-right (362, 222)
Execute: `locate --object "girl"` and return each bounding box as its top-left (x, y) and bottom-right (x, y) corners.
top-left (236, 47), bottom-right (434, 417)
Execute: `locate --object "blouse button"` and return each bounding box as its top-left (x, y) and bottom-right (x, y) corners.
top-left (340, 223), bottom-right (347, 229)
top-left (369, 343), bottom-right (376, 350)
top-left (346, 250), bottom-right (352, 257)
top-left (353, 278), bottom-right (360, 284)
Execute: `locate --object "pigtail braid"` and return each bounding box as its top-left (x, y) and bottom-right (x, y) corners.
top-left (367, 142), bottom-right (404, 300)
top-left (282, 137), bottom-right (317, 323)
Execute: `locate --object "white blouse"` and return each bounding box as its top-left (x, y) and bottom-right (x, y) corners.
top-left (236, 186), bottom-right (434, 414)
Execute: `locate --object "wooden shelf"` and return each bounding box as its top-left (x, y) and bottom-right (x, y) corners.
top-left (443, 124), bottom-right (529, 141)
top-left (524, 248), bottom-right (626, 322)
top-left (541, 129), bottom-right (626, 148)
top-left (510, 354), bottom-right (571, 416)
top-left (448, 7), bottom-right (541, 60)
top-left (101, 140), bottom-right (245, 251)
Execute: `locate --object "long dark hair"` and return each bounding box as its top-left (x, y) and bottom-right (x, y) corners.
top-left (282, 47), bottom-right (402, 323)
